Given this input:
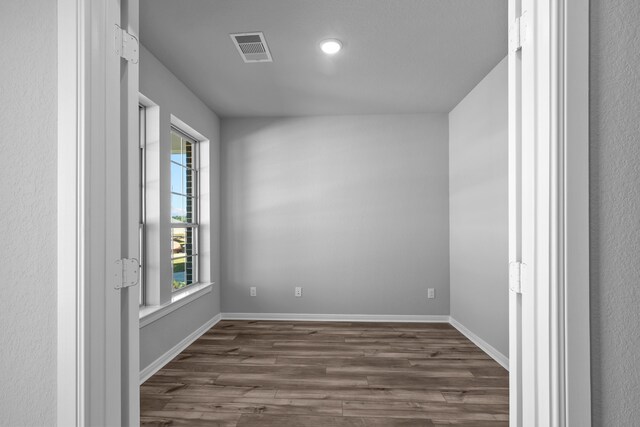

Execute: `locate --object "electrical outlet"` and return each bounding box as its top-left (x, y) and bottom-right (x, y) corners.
top-left (250, 287), bottom-right (257, 297)
top-left (427, 288), bottom-right (435, 299)
top-left (295, 287), bottom-right (302, 297)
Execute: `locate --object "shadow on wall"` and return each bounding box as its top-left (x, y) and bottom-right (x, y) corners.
top-left (220, 114), bottom-right (450, 315)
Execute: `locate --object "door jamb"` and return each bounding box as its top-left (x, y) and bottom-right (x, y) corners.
top-left (57, 0), bottom-right (138, 424)
top-left (513, 0), bottom-right (591, 424)
top-left (556, 0), bottom-right (591, 424)
top-left (57, 0), bottom-right (89, 423)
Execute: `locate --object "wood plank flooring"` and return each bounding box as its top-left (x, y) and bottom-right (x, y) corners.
top-left (141, 320), bottom-right (508, 426)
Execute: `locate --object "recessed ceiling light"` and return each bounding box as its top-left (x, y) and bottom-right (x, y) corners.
top-left (320, 39), bottom-right (342, 55)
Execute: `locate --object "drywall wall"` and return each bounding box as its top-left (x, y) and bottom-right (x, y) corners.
top-left (221, 114), bottom-right (449, 315)
top-left (139, 45), bottom-right (221, 373)
top-left (590, 0), bottom-right (640, 424)
top-left (0, 1), bottom-right (57, 425)
top-left (448, 58), bottom-right (509, 358)
top-left (139, 293), bottom-right (216, 369)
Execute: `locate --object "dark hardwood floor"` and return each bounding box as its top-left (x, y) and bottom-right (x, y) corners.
top-left (141, 320), bottom-right (508, 426)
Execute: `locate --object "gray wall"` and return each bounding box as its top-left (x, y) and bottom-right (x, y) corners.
top-left (139, 46), bottom-right (221, 372)
top-left (590, 0), bottom-right (640, 424)
top-left (449, 58), bottom-right (509, 357)
top-left (220, 114), bottom-right (450, 315)
top-left (0, 1), bottom-right (57, 425)
top-left (139, 293), bottom-right (217, 370)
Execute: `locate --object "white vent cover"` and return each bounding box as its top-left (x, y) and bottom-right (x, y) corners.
top-left (230, 32), bottom-right (273, 63)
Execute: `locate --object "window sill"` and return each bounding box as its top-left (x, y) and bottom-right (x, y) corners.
top-left (139, 282), bottom-right (215, 328)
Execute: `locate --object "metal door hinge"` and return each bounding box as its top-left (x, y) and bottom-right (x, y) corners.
top-left (509, 261), bottom-right (526, 294)
top-left (509, 14), bottom-right (528, 52)
top-left (114, 25), bottom-right (139, 63)
top-left (114, 258), bottom-right (140, 290)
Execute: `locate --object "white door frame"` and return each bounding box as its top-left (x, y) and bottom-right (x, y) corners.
top-left (508, 0), bottom-right (591, 425)
top-left (58, 0), bottom-right (590, 425)
top-left (560, 1), bottom-right (591, 424)
top-left (58, 0), bottom-right (140, 425)
top-left (122, 0), bottom-right (141, 424)
top-left (57, 1), bottom-right (84, 422)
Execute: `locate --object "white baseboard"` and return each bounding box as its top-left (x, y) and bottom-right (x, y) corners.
top-left (449, 316), bottom-right (509, 371)
top-left (139, 312), bottom-right (507, 384)
top-left (221, 312), bottom-right (450, 323)
top-left (139, 313), bottom-right (221, 384)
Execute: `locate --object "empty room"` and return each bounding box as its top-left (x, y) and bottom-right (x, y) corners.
top-left (10, 0), bottom-right (627, 424)
top-left (137, 1), bottom-right (510, 425)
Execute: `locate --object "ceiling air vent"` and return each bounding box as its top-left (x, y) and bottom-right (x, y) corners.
top-left (230, 32), bottom-right (273, 63)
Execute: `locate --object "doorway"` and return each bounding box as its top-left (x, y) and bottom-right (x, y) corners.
top-left (57, 0), bottom-right (590, 425)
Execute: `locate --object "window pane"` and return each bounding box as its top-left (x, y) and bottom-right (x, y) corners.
top-left (171, 228), bottom-right (187, 259)
top-left (171, 162), bottom-right (186, 194)
top-left (171, 194), bottom-right (195, 224)
top-left (171, 194), bottom-right (187, 223)
top-left (172, 256), bottom-right (195, 291)
top-left (171, 227), bottom-right (196, 256)
top-left (139, 105), bottom-right (146, 306)
top-left (171, 132), bottom-right (185, 165)
top-left (170, 128), bottom-right (197, 292)
top-left (172, 257), bottom-right (187, 290)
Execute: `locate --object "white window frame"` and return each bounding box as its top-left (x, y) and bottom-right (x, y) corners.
top-left (139, 104), bottom-right (147, 306)
top-left (136, 97), bottom-right (214, 324)
top-left (170, 126), bottom-right (201, 293)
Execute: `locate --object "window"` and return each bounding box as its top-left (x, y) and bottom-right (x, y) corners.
top-left (137, 101), bottom-right (212, 318)
top-left (139, 105), bottom-right (146, 305)
top-left (170, 128), bottom-right (199, 291)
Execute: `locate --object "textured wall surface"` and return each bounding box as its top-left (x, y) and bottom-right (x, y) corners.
top-left (0, 1), bottom-right (57, 425)
top-left (221, 114), bottom-right (450, 316)
top-left (449, 58), bottom-right (508, 357)
top-left (139, 46), bottom-right (221, 373)
top-left (590, 0), bottom-right (640, 424)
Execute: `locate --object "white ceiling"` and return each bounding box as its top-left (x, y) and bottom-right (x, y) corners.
top-left (140, 0), bottom-right (507, 118)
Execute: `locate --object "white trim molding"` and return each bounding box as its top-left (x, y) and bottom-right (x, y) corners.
top-left (58, 0), bottom-right (89, 424)
top-left (140, 282), bottom-right (214, 328)
top-left (139, 314), bottom-right (222, 384)
top-left (508, 0), bottom-right (591, 424)
top-left (58, 1), bottom-right (142, 422)
top-left (449, 317), bottom-right (509, 371)
top-left (559, 0), bottom-right (591, 425)
top-left (221, 313), bottom-right (451, 323)
top-left (534, 0), bottom-right (591, 425)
